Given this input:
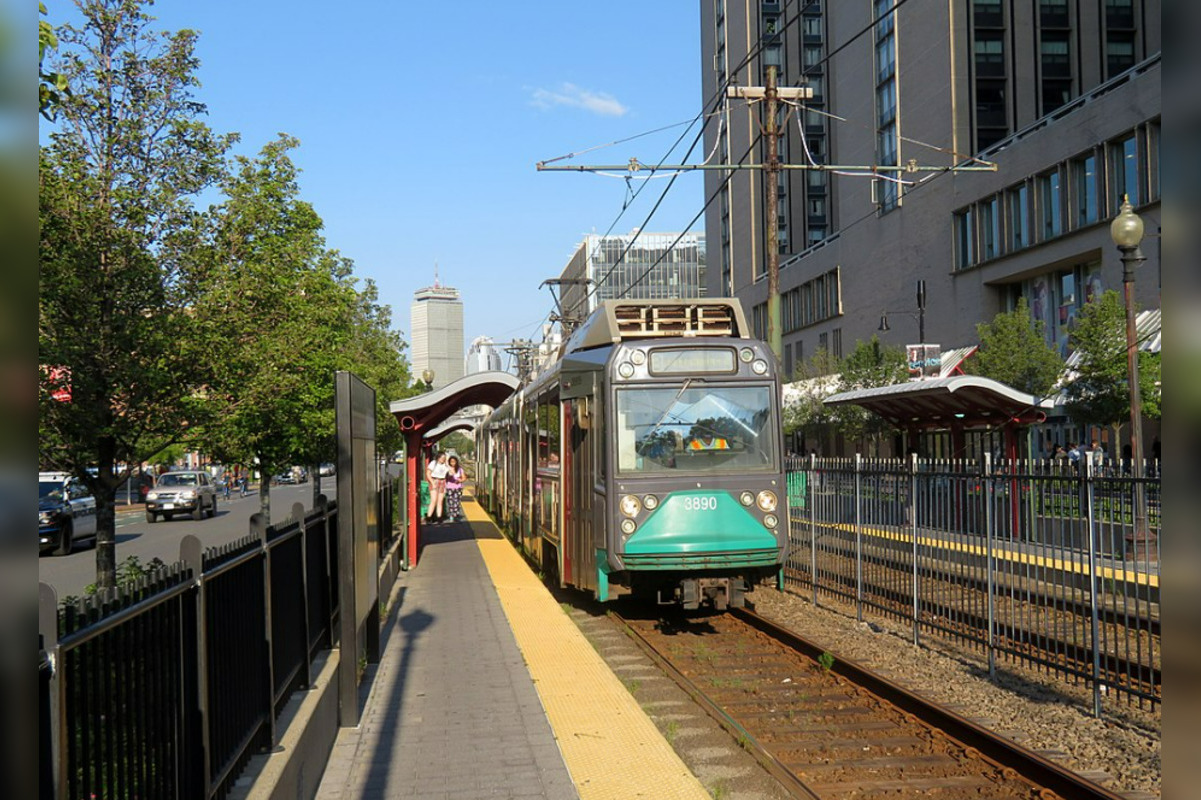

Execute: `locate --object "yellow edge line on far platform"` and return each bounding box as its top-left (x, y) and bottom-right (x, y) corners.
top-left (812, 520), bottom-right (1158, 589)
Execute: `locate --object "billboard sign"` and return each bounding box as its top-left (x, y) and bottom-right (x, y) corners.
top-left (906, 344), bottom-right (941, 380)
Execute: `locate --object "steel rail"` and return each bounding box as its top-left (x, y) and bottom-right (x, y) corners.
top-left (730, 607), bottom-right (1130, 800)
top-left (611, 610), bottom-right (820, 800)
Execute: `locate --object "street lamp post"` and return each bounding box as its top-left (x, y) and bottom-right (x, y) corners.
top-left (1110, 196), bottom-right (1151, 557)
top-left (421, 368), bottom-right (435, 392)
top-left (878, 279), bottom-right (928, 343)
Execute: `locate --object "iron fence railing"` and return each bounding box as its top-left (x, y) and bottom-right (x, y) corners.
top-left (784, 455), bottom-right (1161, 718)
top-left (40, 498), bottom-right (340, 800)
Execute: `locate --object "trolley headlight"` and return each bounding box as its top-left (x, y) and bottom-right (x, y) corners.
top-left (739, 491), bottom-right (755, 507)
top-left (617, 361), bottom-right (635, 379)
top-left (739, 347), bottom-right (754, 363)
top-left (620, 518), bottom-right (637, 535)
top-left (630, 349), bottom-right (646, 365)
top-left (756, 490), bottom-right (778, 512)
top-left (751, 359), bottom-right (769, 375)
top-left (642, 494), bottom-right (659, 510)
top-left (619, 494), bottom-right (642, 517)
top-left (763, 514), bottom-right (779, 529)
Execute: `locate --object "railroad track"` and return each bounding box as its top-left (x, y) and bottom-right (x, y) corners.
top-left (613, 606), bottom-right (1129, 800)
top-left (785, 534), bottom-right (1161, 706)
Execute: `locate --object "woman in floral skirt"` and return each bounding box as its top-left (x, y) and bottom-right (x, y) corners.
top-left (444, 455), bottom-right (466, 522)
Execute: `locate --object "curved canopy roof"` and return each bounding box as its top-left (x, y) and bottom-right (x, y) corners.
top-left (425, 417), bottom-right (479, 443)
top-left (823, 375), bottom-right (1054, 429)
top-left (389, 371), bottom-right (519, 435)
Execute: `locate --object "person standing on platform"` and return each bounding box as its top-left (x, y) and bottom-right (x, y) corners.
top-left (445, 455), bottom-right (466, 522)
top-left (426, 451), bottom-right (449, 523)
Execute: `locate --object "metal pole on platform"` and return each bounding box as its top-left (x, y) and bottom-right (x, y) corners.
top-left (1110, 197), bottom-right (1152, 558)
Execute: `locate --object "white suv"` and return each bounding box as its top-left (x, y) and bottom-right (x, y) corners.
top-left (145, 470), bottom-right (218, 522)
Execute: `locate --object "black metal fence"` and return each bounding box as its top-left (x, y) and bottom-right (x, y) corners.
top-left (40, 499), bottom-right (339, 800)
top-left (784, 455), bottom-right (1160, 717)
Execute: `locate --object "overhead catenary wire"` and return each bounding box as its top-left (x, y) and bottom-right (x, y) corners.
top-left (553, 0), bottom-right (955, 325)
top-left (563, 2), bottom-right (817, 319)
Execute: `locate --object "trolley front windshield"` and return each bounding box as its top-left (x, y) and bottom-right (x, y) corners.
top-left (614, 384), bottom-right (778, 475)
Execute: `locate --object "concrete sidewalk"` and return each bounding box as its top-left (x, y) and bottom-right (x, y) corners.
top-left (314, 520), bottom-right (579, 800)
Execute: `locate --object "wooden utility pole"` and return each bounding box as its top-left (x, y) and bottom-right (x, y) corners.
top-left (727, 75), bottom-right (811, 363)
top-left (764, 66), bottom-right (782, 363)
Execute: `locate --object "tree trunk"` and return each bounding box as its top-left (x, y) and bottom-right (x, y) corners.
top-left (93, 483), bottom-right (117, 590)
top-left (94, 437), bottom-right (119, 589)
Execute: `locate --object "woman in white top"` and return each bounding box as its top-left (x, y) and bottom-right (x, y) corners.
top-left (426, 452), bottom-right (450, 523)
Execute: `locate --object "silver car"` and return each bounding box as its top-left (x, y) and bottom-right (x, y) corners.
top-left (145, 470), bottom-right (218, 522)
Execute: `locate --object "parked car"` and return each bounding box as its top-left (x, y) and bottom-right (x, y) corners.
top-left (145, 470), bottom-right (217, 522)
top-left (39, 471), bottom-right (98, 556)
top-left (318, 463), bottom-right (335, 477)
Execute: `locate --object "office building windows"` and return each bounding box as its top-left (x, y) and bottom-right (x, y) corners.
top-left (973, 0), bottom-right (1003, 26)
top-left (981, 196), bottom-right (1000, 259)
top-left (1039, 170), bottom-right (1062, 239)
top-left (1040, 19), bottom-right (1073, 115)
top-left (1008, 183), bottom-right (1030, 250)
top-left (1072, 153), bottom-right (1098, 227)
top-left (831, 328), bottom-right (842, 359)
top-left (1040, 0), bottom-right (1069, 28)
top-left (974, 31), bottom-right (1004, 77)
top-left (1105, 0), bottom-right (1137, 79)
top-left (954, 208), bottom-right (976, 269)
top-left (1107, 34), bottom-right (1135, 77)
top-left (1106, 0), bottom-right (1135, 27)
top-left (1109, 132), bottom-right (1144, 213)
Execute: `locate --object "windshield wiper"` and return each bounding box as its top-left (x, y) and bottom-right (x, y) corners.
top-left (642, 378), bottom-right (693, 444)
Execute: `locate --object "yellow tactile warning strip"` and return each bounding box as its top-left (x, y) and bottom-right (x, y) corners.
top-left (463, 497), bottom-right (711, 800)
top-left (816, 519), bottom-right (1160, 589)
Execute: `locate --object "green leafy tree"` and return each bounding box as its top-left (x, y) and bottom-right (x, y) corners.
top-left (968, 296), bottom-right (1065, 397)
top-left (835, 336), bottom-right (908, 454)
top-left (39, 0), bottom-right (233, 587)
top-left (39, 2), bottom-right (69, 120)
top-left (782, 347), bottom-right (841, 454)
top-left (190, 136), bottom-right (413, 522)
top-left (1064, 290), bottom-right (1160, 442)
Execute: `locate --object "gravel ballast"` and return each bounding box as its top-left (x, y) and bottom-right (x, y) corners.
top-left (749, 585), bottom-right (1161, 798)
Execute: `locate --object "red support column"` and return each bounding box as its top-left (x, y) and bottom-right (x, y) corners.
top-left (406, 430), bottom-right (423, 568)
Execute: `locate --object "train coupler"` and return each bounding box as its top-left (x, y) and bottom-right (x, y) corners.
top-left (668, 578), bottom-right (747, 611)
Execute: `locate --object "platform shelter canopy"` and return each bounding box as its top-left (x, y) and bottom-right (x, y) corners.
top-left (425, 418), bottom-right (476, 444)
top-left (389, 371), bottom-right (519, 435)
top-left (822, 375), bottom-right (1054, 430)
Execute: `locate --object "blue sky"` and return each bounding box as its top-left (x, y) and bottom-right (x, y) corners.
top-left (52, 1), bottom-right (711, 365)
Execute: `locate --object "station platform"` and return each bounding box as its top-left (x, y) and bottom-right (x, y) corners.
top-left (314, 495), bottom-right (710, 800)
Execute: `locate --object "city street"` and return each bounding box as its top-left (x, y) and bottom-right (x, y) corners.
top-left (39, 476), bottom-right (336, 601)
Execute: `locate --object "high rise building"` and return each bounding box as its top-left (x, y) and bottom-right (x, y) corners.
top-left (410, 277), bottom-right (464, 389)
top-left (701, 1), bottom-right (1160, 380)
top-left (466, 336), bottom-right (502, 375)
top-left (558, 230), bottom-right (707, 327)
